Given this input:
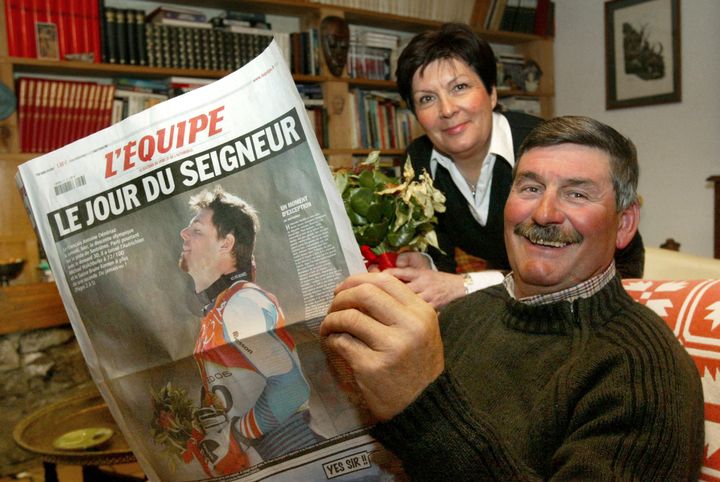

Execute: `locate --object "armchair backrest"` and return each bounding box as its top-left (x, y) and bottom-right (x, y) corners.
top-left (624, 278), bottom-right (720, 480)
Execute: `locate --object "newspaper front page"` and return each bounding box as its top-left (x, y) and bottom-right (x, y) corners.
top-left (17, 42), bottom-right (405, 481)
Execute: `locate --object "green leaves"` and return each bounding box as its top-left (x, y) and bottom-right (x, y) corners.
top-left (334, 151), bottom-right (446, 255)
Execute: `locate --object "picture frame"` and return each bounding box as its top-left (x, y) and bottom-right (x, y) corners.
top-left (35, 22), bottom-right (60, 61)
top-left (604, 0), bottom-right (681, 109)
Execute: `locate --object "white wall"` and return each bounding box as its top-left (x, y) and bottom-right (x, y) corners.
top-left (554, 0), bottom-right (720, 257)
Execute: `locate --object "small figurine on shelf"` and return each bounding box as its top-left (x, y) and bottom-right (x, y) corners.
top-left (522, 58), bottom-right (543, 92)
top-left (334, 151), bottom-right (446, 270)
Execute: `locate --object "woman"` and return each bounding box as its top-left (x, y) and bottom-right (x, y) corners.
top-left (384, 23), bottom-right (644, 308)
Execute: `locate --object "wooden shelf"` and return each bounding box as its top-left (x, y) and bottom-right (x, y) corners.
top-left (324, 148), bottom-right (404, 156)
top-left (4, 56), bottom-right (330, 83)
top-left (0, 282), bottom-right (68, 335)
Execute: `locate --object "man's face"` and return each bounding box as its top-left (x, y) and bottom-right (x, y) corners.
top-left (411, 57), bottom-right (497, 163)
top-left (179, 208), bottom-right (225, 290)
top-left (504, 144), bottom-right (638, 298)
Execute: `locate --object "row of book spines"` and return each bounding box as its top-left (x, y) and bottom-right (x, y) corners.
top-left (144, 25), bottom-right (277, 72)
top-left (305, 106), bottom-right (328, 149)
top-left (348, 45), bottom-right (395, 81)
top-left (4, 0), bottom-right (102, 61)
top-left (349, 90), bottom-right (421, 150)
top-left (17, 77), bottom-right (114, 153)
top-left (103, 8), bottom-right (146, 65)
top-left (104, 23), bottom-right (305, 74)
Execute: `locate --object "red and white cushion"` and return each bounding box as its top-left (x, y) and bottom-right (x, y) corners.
top-left (624, 279), bottom-right (720, 481)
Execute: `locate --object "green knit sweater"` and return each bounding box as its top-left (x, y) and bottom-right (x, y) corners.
top-left (372, 276), bottom-right (704, 480)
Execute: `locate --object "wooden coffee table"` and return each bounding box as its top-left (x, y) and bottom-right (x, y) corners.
top-left (13, 388), bottom-right (143, 481)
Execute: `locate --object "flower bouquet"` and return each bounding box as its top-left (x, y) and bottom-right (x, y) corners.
top-left (150, 382), bottom-right (211, 475)
top-left (334, 151), bottom-right (446, 269)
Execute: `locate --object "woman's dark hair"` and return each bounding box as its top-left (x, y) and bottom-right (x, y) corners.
top-left (396, 23), bottom-right (497, 113)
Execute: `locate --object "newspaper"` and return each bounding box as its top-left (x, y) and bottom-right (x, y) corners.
top-left (17, 42), bottom-right (404, 481)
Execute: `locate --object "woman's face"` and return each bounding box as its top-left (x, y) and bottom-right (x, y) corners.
top-left (412, 58), bottom-right (497, 163)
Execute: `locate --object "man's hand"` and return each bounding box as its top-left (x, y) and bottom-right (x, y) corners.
top-left (320, 273), bottom-right (444, 421)
top-left (384, 267), bottom-right (466, 310)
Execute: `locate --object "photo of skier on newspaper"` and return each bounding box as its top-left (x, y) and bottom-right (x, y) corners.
top-left (177, 186), bottom-right (324, 476)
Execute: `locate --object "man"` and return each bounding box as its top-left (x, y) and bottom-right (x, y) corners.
top-left (322, 117), bottom-right (704, 479)
top-left (179, 186), bottom-right (322, 476)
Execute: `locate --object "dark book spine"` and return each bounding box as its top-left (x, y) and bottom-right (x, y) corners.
top-left (168, 26), bottom-right (179, 68)
top-left (188, 28), bottom-right (199, 70)
top-left (115, 8), bottom-right (128, 64)
top-left (135, 10), bottom-right (147, 66)
top-left (104, 7), bottom-right (118, 63)
top-left (98, 0), bottom-right (107, 62)
top-left (158, 25), bottom-right (170, 67)
top-left (145, 23), bottom-right (156, 66)
top-left (176, 27), bottom-right (186, 69)
top-left (126, 8), bottom-right (137, 64)
top-left (210, 29), bottom-right (220, 70)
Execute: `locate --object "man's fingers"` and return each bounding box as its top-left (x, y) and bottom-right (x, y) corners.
top-left (329, 281), bottom-right (432, 331)
top-left (321, 308), bottom-right (392, 351)
top-left (334, 272), bottom-right (428, 309)
top-left (322, 331), bottom-right (371, 371)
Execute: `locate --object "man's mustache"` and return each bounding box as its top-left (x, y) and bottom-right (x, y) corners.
top-left (513, 221), bottom-right (583, 246)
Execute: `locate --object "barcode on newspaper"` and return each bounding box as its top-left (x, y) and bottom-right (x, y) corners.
top-left (54, 175), bottom-right (87, 195)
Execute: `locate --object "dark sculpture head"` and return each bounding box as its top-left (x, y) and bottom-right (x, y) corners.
top-left (320, 16), bottom-right (350, 77)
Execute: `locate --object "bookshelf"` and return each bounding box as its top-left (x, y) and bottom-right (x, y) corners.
top-left (0, 0), bottom-right (554, 330)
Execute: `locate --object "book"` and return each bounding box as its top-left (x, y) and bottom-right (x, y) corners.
top-left (17, 78), bottom-right (32, 151)
top-left (150, 16), bottom-right (211, 29)
top-left (30, 79), bottom-right (46, 152)
top-left (56, 81), bottom-right (76, 148)
top-left (87, 0), bottom-right (102, 62)
top-left (126, 8), bottom-right (138, 65)
top-left (500, 0), bottom-right (520, 31)
top-left (133, 10), bottom-right (147, 66)
top-left (104, 7), bottom-right (118, 63)
top-left (4, 0), bottom-right (17, 56)
top-left (535, 0), bottom-right (554, 36)
top-left (115, 8), bottom-right (128, 64)
top-left (489, 0), bottom-right (508, 30)
top-left (95, 84), bottom-right (116, 133)
top-left (41, 80), bottom-right (61, 152)
top-left (113, 89), bottom-right (168, 118)
top-left (147, 5), bottom-right (206, 23)
top-left (499, 95), bottom-right (541, 116)
top-left (515, 0), bottom-right (538, 33)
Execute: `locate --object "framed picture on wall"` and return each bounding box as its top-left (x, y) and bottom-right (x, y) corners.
top-left (605, 0), bottom-right (681, 109)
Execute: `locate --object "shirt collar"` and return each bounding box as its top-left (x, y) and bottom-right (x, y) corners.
top-left (429, 111), bottom-right (515, 176)
top-left (503, 262), bottom-right (617, 305)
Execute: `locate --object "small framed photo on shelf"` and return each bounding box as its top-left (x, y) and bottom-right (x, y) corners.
top-left (605, 0), bottom-right (681, 109)
top-left (496, 54), bottom-right (526, 92)
top-left (35, 22), bottom-right (60, 61)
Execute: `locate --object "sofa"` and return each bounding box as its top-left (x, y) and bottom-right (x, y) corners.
top-left (623, 247), bottom-right (720, 480)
